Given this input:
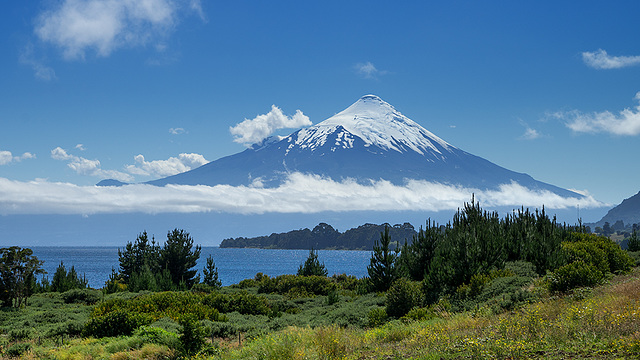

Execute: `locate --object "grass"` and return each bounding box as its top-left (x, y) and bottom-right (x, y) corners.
top-left (2, 269), bottom-right (640, 359)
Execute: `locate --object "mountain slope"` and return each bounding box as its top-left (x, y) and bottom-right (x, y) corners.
top-left (146, 95), bottom-right (580, 198)
top-left (593, 191), bottom-right (640, 227)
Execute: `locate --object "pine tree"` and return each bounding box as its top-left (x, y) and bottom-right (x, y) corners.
top-left (297, 248), bottom-right (328, 277)
top-left (161, 229), bottom-right (202, 288)
top-left (367, 226), bottom-right (398, 292)
top-left (202, 255), bottom-right (222, 288)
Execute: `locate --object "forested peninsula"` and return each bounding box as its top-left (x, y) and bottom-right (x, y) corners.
top-left (219, 222), bottom-right (417, 250)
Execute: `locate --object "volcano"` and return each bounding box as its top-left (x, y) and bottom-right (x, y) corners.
top-left (145, 95), bottom-right (580, 198)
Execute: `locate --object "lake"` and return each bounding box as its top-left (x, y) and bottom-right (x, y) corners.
top-left (30, 247), bottom-right (373, 288)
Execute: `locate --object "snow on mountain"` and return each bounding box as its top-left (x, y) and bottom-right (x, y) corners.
top-left (144, 95), bottom-right (583, 199)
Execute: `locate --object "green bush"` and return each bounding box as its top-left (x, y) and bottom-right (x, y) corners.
top-left (547, 260), bottom-right (604, 292)
top-left (367, 307), bottom-right (388, 327)
top-left (179, 315), bottom-right (206, 356)
top-left (61, 288), bottom-right (102, 305)
top-left (385, 278), bottom-right (423, 318)
top-left (83, 310), bottom-right (153, 337)
top-left (258, 275), bottom-right (336, 297)
top-left (6, 343), bottom-right (31, 357)
top-left (203, 291), bottom-right (270, 315)
top-left (402, 307), bottom-right (436, 322)
top-left (8, 328), bottom-right (31, 341)
top-left (134, 325), bottom-right (180, 349)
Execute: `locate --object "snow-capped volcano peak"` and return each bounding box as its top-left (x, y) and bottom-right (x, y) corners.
top-left (291, 95), bottom-right (454, 155)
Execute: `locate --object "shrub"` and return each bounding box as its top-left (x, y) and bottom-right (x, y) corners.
top-left (547, 260), bottom-right (603, 292)
top-left (258, 275), bottom-right (336, 297)
top-left (8, 328), bottom-right (31, 341)
top-left (134, 325), bottom-right (180, 349)
top-left (203, 291), bottom-right (270, 315)
top-left (385, 278), bottom-right (423, 318)
top-left (402, 307), bottom-right (436, 322)
top-left (61, 288), bottom-right (102, 305)
top-left (297, 249), bottom-right (328, 277)
top-left (179, 315), bottom-right (206, 356)
top-left (6, 343), bottom-right (31, 357)
top-left (367, 307), bottom-right (388, 327)
top-left (84, 310), bottom-right (154, 337)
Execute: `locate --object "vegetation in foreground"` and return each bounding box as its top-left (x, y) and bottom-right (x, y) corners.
top-left (1, 199), bottom-right (639, 359)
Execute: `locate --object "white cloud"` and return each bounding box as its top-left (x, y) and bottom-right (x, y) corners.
top-left (190, 0), bottom-right (206, 22)
top-left (19, 42), bottom-right (57, 81)
top-left (559, 92), bottom-right (640, 136)
top-left (518, 120), bottom-right (542, 140)
top-left (75, 144), bottom-right (86, 151)
top-left (0, 173), bottom-right (603, 216)
top-left (51, 147), bottom-right (133, 182)
top-left (582, 49), bottom-right (640, 69)
top-left (355, 61), bottom-right (387, 79)
top-left (34, 0), bottom-right (176, 60)
top-left (0, 151), bottom-right (36, 165)
top-left (126, 153), bottom-right (209, 177)
top-left (169, 127), bottom-right (186, 135)
top-left (230, 105), bottom-right (312, 146)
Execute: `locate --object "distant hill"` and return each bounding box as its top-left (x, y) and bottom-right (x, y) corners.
top-left (592, 191), bottom-right (640, 229)
top-left (219, 222), bottom-right (417, 250)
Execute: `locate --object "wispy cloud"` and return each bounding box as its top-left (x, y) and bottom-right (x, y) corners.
top-left (34, 0), bottom-right (179, 60)
top-left (582, 49), bottom-right (640, 69)
top-left (19, 43), bottom-right (56, 81)
top-left (169, 127), bottom-right (186, 135)
top-left (0, 151), bottom-right (36, 165)
top-left (0, 173), bottom-right (603, 216)
top-left (354, 61), bottom-right (387, 79)
top-left (230, 105), bottom-right (311, 146)
top-left (556, 92), bottom-right (640, 136)
top-left (51, 147), bottom-right (133, 182)
top-left (125, 153), bottom-right (209, 177)
top-left (518, 120), bottom-right (542, 140)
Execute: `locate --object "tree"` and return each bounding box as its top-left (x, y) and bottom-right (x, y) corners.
top-left (602, 222), bottom-right (613, 237)
top-left (118, 231), bottom-right (160, 283)
top-left (161, 229), bottom-right (202, 289)
top-left (367, 226), bottom-right (398, 292)
top-left (0, 247), bottom-right (45, 307)
top-left (628, 230), bottom-right (640, 252)
top-left (202, 255), bottom-right (222, 288)
top-left (297, 248), bottom-right (328, 277)
top-left (50, 262), bottom-right (87, 292)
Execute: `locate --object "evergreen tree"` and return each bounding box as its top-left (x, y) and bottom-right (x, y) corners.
top-left (50, 262), bottom-right (87, 293)
top-left (628, 230), bottom-right (640, 252)
top-left (398, 219), bottom-right (441, 281)
top-left (367, 226), bottom-right (398, 292)
top-left (118, 231), bottom-right (160, 283)
top-left (161, 229), bottom-right (202, 288)
top-left (202, 255), bottom-right (222, 288)
top-left (297, 248), bottom-right (328, 277)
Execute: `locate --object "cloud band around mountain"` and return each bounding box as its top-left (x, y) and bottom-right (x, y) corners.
top-left (0, 173), bottom-right (603, 216)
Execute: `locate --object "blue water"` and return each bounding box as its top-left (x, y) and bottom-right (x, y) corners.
top-left (30, 247), bottom-right (372, 289)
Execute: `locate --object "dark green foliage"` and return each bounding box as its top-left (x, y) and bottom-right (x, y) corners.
top-left (628, 230), bottom-right (640, 252)
top-left (297, 248), bottom-right (328, 277)
top-left (117, 229), bottom-right (202, 291)
top-left (402, 307), bottom-right (436, 322)
top-left (547, 260), bottom-right (603, 292)
top-left (118, 231), bottom-right (160, 283)
top-left (203, 291), bottom-right (271, 315)
top-left (6, 343), bottom-right (31, 357)
top-left (179, 315), bottom-right (206, 356)
top-left (385, 278), bottom-right (423, 318)
top-left (50, 262), bottom-right (88, 293)
top-left (202, 255), bottom-right (222, 288)
top-left (83, 310), bottom-right (154, 338)
top-left (368, 226), bottom-right (398, 292)
top-left (162, 229), bottom-right (202, 289)
top-left (60, 288), bottom-right (102, 305)
top-left (258, 274), bottom-right (337, 297)
top-left (398, 220), bottom-right (441, 281)
top-left (0, 246), bottom-right (45, 307)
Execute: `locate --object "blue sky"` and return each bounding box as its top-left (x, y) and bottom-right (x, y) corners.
top-left (2, 0), bottom-right (640, 219)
